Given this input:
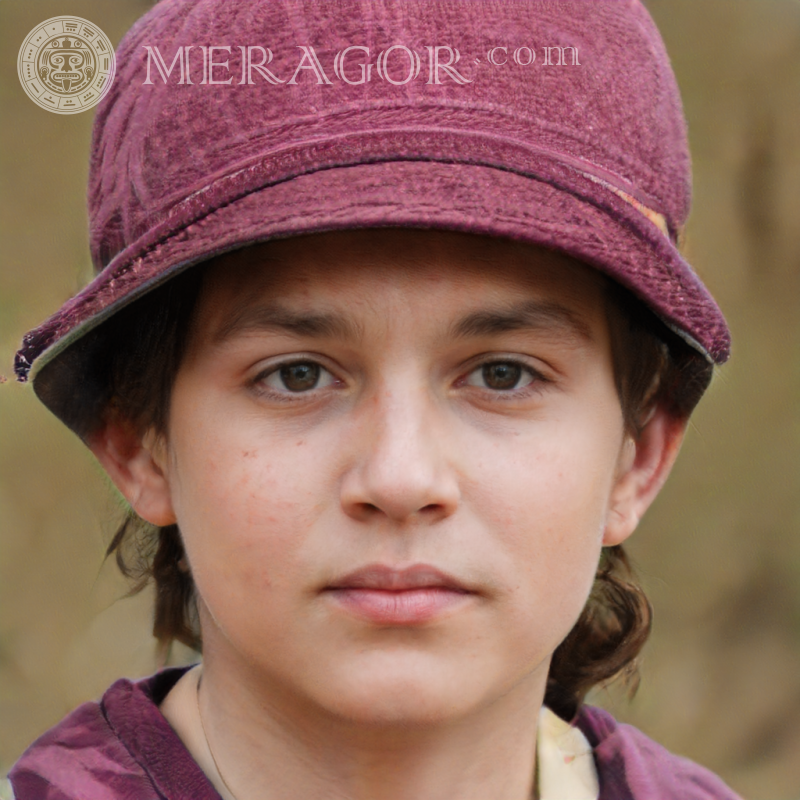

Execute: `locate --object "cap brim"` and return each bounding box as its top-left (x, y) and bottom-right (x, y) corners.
top-left (18, 156), bottom-right (730, 410)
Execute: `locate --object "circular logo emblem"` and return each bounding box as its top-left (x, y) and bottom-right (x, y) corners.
top-left (17, 16), bottom-right (116, 114)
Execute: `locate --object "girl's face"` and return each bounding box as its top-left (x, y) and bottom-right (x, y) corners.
top-left (127, 230), bottom-right (671, 726)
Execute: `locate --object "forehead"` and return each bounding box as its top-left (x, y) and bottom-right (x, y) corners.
top-left (192, 229), bottom-right (608, 341)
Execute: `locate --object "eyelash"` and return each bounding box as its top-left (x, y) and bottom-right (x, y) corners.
top-left (252, 359), bottom-right (340, 400)
top-left (461, 359), bottom-right (547, 395)
top-left (251, 357), bottom-right (549, 400)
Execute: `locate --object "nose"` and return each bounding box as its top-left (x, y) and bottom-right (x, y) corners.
top-left (339, 379), bottom-right (460, 524)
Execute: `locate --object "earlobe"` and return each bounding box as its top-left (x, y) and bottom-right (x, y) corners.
top-left (87, 420), bottom-right (177, 527)
top-left (603, 407), bottom-right (687, 546)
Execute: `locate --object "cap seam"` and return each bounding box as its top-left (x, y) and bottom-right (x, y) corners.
top-left (97, 126), bottom-right (676, 276)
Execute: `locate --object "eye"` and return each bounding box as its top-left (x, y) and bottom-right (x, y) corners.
top-left (259, 361), bottom-right (337, 393)
top-left (465, 360), bottom-right (540, 391)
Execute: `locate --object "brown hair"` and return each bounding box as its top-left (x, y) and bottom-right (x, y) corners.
top-left (40, 249), bottom-right (713, 721)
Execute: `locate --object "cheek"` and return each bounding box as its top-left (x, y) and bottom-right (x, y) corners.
top-left (474, 424), bottom-right (616, 539)
top-left (166, 414), bottom-right (333, 612)
top-left (464, 411), bottom-right (621, 629)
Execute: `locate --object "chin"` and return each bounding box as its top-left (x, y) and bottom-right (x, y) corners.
top-left (310, 651), bottom-right (513, 728)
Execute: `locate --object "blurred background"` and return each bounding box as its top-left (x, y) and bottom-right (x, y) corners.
top-left (0, 1), bottom-right (798, 797)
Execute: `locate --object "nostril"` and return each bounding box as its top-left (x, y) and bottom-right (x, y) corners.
top-left (347, 501), bottom-right (381, 522)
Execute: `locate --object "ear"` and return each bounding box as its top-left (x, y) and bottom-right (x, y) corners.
top-left (603, 406), bottom-right (687, 546)
top-left (86, 418), bottom-right (177, 527)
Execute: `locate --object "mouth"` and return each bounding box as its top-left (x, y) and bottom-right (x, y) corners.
top-left (323, 563), bottom-right (476, 625)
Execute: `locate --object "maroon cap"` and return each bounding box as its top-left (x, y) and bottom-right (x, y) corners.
top-left (15, 0), bottom-right (730, 407)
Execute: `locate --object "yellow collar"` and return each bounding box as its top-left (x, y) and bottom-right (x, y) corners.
top-left (537, 706), bottom-right (599, 800)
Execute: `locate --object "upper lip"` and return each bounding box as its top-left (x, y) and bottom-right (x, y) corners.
top-left (326, 563), bottom-right (472, 593)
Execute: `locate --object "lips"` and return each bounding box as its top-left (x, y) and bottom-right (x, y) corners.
top-left (324, 564), bottom-right (475, 625)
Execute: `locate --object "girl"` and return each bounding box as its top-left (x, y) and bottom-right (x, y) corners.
top-left (10, 1), bottom-right (741, 798)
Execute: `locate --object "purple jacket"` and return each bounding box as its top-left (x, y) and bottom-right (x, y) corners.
top-left (10, 668), bottom-right (742, 799)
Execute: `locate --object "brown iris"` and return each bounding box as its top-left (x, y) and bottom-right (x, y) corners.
top-left (279, 362), bottom-right (321, 392)
top-left (482, 362), bottom-right (522, 390)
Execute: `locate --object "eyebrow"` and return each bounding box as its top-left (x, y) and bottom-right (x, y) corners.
top-left (211, 303), bottom-right (362, 344)
top-left (450, 300), bottom-right (594, 344)
top-left (211, 298), bottom-right (592, 346)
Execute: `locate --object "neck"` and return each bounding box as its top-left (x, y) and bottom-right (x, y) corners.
top-left (197, 649), bottom-right (544, 800)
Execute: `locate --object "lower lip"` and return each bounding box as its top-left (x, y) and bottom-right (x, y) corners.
top-left (326, 587), bottom-right (472, 625)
